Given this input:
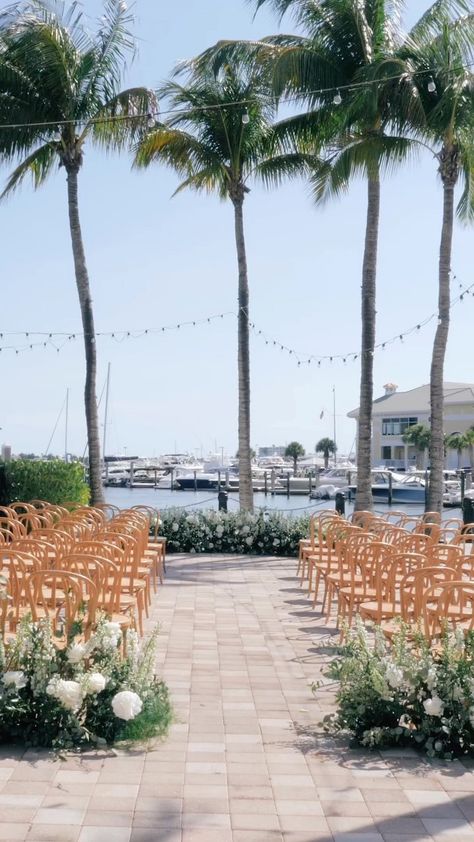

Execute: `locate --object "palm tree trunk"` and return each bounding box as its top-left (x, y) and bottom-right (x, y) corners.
top-left (427, 147), bottom-right (457, 514)
top-left (232, 190), bottom-right (253, 513)
top-left (324, 452), bottom-right (329, 470)
top-left (66, 166), bottom-right (104, 505)
top-left (355, 170), bottom-right (380, 512)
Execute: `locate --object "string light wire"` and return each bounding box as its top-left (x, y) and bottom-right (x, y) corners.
top-left (0, 276), bottom-right (472, 361)
top-left (0, 61), bottom-right (472, 133)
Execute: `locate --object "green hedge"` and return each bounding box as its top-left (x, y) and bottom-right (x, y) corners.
top-left (0, 459), bottom-right (89, 507)
top-left (159, 508), bottom-right (310, 556)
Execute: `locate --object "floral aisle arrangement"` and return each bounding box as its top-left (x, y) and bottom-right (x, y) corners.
top-left (321, 619), bottom-right (474, 759)
top-left (0, 617), bottom-right (172, 749)
top-left (159, 508), bottom-right (309, 556)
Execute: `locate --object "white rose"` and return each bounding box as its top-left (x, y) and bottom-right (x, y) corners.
top-left (84, 673), bottom-right (107, 695)
top-left (172, 522), bottom-right (179, 532)
top-left (423, 696), bottom-right (444, 717)
top-left (245, 536), bottom-right (254, 546)
top-left (385, 664), bottom-right (404, 690)
top-left (112, 690), bottom-right (143, 721)
top-left (2, 671), bottom-right (27, 690)
top-left (273, 538), bottom-right (280, 546)
top-left (216, 528), bottom-right (224, 537)
top-left (67, 643), bottom-right (87, 664)
top-left (47, 679), bottom-right (83, 711)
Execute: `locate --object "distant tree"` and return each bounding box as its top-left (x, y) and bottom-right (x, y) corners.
top-left (402, 424), bottom-right (431, 471)
top-left (465, 427), bottom-right (474, 471)
top-left (446, 433), bottom-right (468, 470)
top-left (316, 438), bottom-right (336, 470)
top-left (285, 442), bottom-right (305, 475)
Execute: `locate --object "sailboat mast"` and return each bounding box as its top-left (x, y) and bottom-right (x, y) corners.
top-left (103, 363), bottom-right (111, 482)
top-left (64, 388), bottom-right (69, 462)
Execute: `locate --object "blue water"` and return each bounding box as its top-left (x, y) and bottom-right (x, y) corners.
top-left (105, 486), bottom-right (462, 519)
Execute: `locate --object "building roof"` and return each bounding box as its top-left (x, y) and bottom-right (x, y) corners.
top-left (348, 383), bottom-right (474, 419)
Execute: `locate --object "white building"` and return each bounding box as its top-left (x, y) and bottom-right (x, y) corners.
top-left (348, 382), bottom-right (474, 470)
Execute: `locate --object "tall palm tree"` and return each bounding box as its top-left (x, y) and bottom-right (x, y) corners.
top-left (395, 5), bottom-right (474, 513)
top-left (316, 437), bottom-right (336, 470)
top-left (402, 423), bottom-right (431, 470)
top-left (135, 61), bottom-right (308, 512)
top-left (0, 0), bottom-right (154, 504)
top-left (465, 426), bottom-right (474, 469)
top-left (194, 0), bottom-right (418, 513)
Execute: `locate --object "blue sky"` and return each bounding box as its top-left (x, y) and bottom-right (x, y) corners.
top-left (1, 0), bottom-right (473, 460)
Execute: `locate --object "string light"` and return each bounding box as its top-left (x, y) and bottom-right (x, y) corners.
top-left (241, 110), bottom-right (250, 125)
top-left (1, 278), bottom-right (472, 359)
top-left (0, 62), bottom-right (471, 134)
top-left (147, 112), bottom-right (156, 129)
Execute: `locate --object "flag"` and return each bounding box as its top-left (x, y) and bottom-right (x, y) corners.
top-left (320, 410), bottom-right (324, 420)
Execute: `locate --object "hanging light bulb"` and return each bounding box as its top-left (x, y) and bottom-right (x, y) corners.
top-left (53, 130), bottom-right (61, 142)
top-left (242, 110), bottom-right (250, 125)
top-left (147, 112), bottom-right (156, 129)
top-left (427, 77), bottom-right (436, 93)
top-left (333, 91), bottom-right (342, 105)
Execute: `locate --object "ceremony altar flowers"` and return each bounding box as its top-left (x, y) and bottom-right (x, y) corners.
top-left (160, 508), bottom-right (309, 556)
top-left (321, 619), bottom-right (474, 758)
top-left (0, 617), bottom-right (171, 749)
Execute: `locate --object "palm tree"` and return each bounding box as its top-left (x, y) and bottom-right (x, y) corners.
top-left (387, 3), bottom-right (474, 512)
top-left (446, 432), bottom-right (468, 470)
top-left (135, 61), bottom-right (308, 512)
top-left (195, 0), bottom-right (419, 513)
top-left (402, 423), bottom-right (431, 470)
top-left (465, 426), bottom-right (474, 469)
top-left (316, 437), bottom-right (336, 470)
top-left (285, 441), bottom-right (305, 474)
top-left (0, 0), bottom-right (154, 504)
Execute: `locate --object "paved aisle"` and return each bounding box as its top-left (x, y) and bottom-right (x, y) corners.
top-left (2, 554), bottom-right (474, 841)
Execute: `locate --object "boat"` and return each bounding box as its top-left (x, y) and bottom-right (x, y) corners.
top-left (348, 471), bottom-right (427, 504)
top-left (175, 472), bottom-right (220, 491)
top-left (273, 476), bottom-right (318, 495)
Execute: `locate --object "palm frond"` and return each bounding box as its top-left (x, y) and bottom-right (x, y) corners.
top-left (90, 87), bottom-right (157, 149)
top-left (457, 135), bottom-right (474, 221)
top-left (254, 151), bottom-right (318, 187)
top-left (1, 142), bottom-right (57, 197)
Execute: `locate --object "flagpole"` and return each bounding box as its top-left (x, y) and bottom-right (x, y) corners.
top-left (333, 385), bottom-right (337, 466)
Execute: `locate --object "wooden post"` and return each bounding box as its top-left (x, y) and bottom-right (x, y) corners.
top-left (271, 469), bottom-right (276, 496)
top-left (461, 470), bottom-right (466, 505)
top-left (264, 471), bottom-right (268, 495)
top-left (171, 468), bottom-right (174, 491)
top-left (388, 472), bottom-right (393, 506)
top-left (286, 472), bottom-right (290, 497)
top-left (193, 470), bottom-right (197, 492)
top-left (154, 469), bottom-right (158, 489)
top-left (130, 461), bottom-right (135, 489)
top-left (217, 471), bottom-right (221, 493)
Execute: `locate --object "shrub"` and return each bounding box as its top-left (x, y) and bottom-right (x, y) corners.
top-left (0, 459), bottom-right (89, 506)
top-left (0, 616), bottom-right (172, 750)
top-left (159, 508), bottom-right (310, 556)
top-left (322, 619), bottom-right (474, 758)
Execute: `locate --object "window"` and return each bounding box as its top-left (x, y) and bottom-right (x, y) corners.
top-left (382, 417), bottom-right (418, 436)
top-left (382, 446), bottom-right (392, 460)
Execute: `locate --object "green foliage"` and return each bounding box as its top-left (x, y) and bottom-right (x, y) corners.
top-left (322, 619), bottom-right (474, 758)
top-left (0, 617), bottom-right (172, 750)
top-left (285, 441), bottom-right (305, 459)
top-left (315, 438), bottom-right (337, 457)
top-left (160, 508), bottom-right (310, 556)
top-left (0, 459), bottom-right (89, 507)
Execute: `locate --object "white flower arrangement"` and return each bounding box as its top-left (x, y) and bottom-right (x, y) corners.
top-left (112, 690), bottom-right (143, 721)
top-left (0, 616), bottom-right (171, 750)
top-left (322, 619), bottom-right (474, 758)
top-left (160, 508), bottom-right (309, 557)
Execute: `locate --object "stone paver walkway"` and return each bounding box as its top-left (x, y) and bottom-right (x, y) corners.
top-left (2, 554), bottom-right (474, 842)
